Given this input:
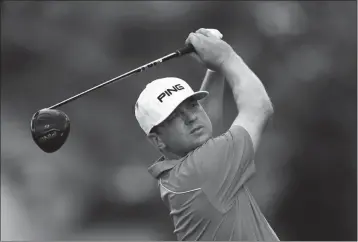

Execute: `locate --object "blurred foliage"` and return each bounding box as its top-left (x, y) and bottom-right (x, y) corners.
top-left (1, 1), bottom-right (356, 241)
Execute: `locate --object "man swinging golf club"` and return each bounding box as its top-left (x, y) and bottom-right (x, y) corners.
top-left (135, 28), bottom-right (279, 241)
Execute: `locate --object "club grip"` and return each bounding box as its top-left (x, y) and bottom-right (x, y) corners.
top-left (176, 44), bottom-right (195, 56)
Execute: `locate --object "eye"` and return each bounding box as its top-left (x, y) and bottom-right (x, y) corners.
top-left (191, 101), bottom-right (199, 108)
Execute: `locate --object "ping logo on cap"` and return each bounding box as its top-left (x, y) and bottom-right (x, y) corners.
top-left (157, 84), bottom-right (184, 103)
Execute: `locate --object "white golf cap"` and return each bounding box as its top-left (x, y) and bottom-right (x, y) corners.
top-left (135, 77), bottom-right (208, 135)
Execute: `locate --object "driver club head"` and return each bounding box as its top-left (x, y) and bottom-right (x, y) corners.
top-left (30, 108), bottom-right (70, 153)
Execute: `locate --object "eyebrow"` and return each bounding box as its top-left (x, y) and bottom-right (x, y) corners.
top-left (181, 97), bottom-right (196, 106)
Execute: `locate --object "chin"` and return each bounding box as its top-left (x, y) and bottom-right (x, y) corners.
top-left (194, 132), bottom-right (211, 147)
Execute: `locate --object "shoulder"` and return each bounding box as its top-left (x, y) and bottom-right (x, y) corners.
top-left (226, 125), bottom-right (253, 142)
top-left (159, 159), bottom-right (201, 194)
top-left (190, 125), bottom-right (253, 160)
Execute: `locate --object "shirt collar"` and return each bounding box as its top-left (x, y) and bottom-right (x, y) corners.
top-left (148, 156), bottom-right (182, 179)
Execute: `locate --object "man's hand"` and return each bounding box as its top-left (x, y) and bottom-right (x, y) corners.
top-left (185, 28), bottom-right (236, 72)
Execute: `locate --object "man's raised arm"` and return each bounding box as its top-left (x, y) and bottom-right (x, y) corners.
top-left (186, 29), bottom-right (273, 152)
top-left (221, 53), bottom-right (273, 152)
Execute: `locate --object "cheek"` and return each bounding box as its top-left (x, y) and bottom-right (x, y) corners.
top-left (162, 122), bottom-right (188, 146)
top-left (200, 112), bottom-right (213, 132)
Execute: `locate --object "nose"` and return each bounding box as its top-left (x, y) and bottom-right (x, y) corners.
top-left (182, 109), bottom-right (197, 125)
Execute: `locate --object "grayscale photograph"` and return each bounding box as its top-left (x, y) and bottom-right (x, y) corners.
top-left (1, 1), bottom-right (357, 241)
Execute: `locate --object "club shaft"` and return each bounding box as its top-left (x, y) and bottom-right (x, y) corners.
top-left (47, 45), bottom-right (194, 109)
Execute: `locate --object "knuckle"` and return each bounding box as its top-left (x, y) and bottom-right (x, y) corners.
top-left (186, 33), bottom-right (195, 42)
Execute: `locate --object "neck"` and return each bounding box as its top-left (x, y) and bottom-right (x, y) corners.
top-left (161, 149), bottom-right (184, 160)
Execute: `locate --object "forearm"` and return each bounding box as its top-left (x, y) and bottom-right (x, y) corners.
top-left (222, 54), bottom-right (273, 115)
top-left (199, 69), bottom-right (225, 136)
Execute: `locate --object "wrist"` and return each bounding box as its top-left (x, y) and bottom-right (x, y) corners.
top-left (220, 52), bottom-right (242, 75)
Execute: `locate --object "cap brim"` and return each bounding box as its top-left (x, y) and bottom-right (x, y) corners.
top-left (150, 91), bottom-right (209, 131)
top-left (191, 91), bottom-right (209, 101)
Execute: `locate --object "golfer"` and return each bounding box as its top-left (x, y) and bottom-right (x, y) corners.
top-left (135, 28), bottom-right (279, 241)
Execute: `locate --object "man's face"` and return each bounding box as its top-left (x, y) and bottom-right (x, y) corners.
top-left (152, 97), bottom-right (213, 157)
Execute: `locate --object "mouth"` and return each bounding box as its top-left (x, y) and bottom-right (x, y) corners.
top-left (190, 125), bottom-right (204, 134)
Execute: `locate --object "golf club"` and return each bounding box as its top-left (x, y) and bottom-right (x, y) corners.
top-left (31, 44), bottom-right (195, 153)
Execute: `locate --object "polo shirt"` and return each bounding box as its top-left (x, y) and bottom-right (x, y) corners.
top-left (148, 125), bottom-right (279, 241)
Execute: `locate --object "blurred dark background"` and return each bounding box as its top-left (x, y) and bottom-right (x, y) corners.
top-left (1, 1), bottom-right (356, 241)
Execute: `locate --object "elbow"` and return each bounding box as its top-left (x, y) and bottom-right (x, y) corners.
top-left (253, 98), bottom-right (273, 119)
top-left (262, 98), bottom-right (274, 117)
top-left (236, 93), bottom-right (274, 117)
top-left (265, 99), bottom-right (274, 115)
top-left (239, 99), bottom-right (274, 119)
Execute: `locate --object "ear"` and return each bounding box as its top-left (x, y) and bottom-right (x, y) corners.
top-left (147, 132), bottom-right (166, 150)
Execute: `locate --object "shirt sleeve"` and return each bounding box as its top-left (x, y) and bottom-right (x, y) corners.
top-left (190, 125), bottom-right (256, 213)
